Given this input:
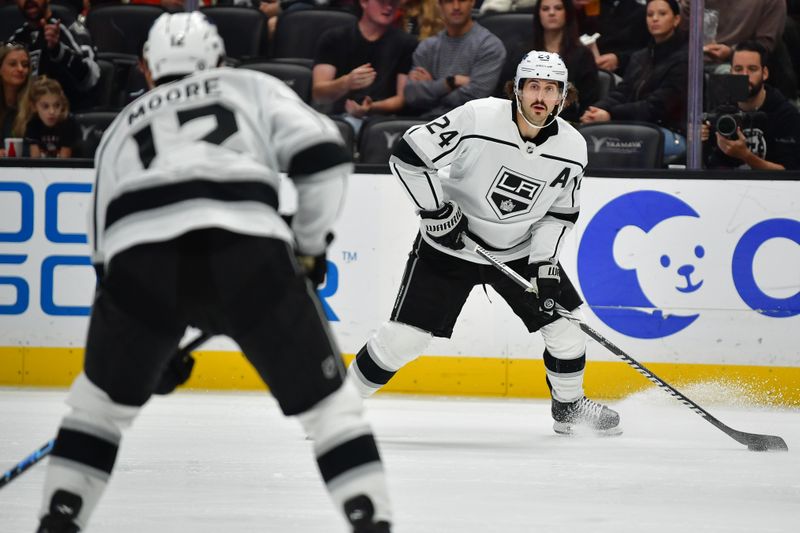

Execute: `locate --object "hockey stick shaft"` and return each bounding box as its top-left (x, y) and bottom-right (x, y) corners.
top-left (0, 331), bottom-right (213, 490)
top-left (467, 239), bottom-right (788, 452)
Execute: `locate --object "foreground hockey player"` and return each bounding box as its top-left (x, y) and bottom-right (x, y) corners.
top-left (348, 51), bottom-right (621, 436)
top-left (36, 13), bottom-right (392, 533)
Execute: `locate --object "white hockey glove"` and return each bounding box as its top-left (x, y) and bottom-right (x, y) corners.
top-left (525, 262), bottom-right (561, 316)
top-left (419, 201), bottom-right (469, 250)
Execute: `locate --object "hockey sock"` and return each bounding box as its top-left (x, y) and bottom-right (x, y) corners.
top-left (544, 349), bottom-right (585, 403)
top-left (298, 382), bottom-right (392, 525)
top-left (39, 373), bottom-right (140, 529)
top-left (348, 345), bottom-right (397, 398)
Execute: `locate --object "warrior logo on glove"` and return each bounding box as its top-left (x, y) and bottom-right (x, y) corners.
top-left (419, 201), bottom-right (469, 250)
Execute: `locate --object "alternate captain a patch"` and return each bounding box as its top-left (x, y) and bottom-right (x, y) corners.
top-left (486, 166), bottom-right (546, 219)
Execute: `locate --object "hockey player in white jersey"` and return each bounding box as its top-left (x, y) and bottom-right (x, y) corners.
top-left (36, 13), bottom-right (392, 533)
top-left (348, 51), bottom-right (621, 436)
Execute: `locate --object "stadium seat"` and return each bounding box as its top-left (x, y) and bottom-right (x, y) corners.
top-left (1, 4), bottom-right (77, 42)
top-left (328, 116), bottom-right (355, 157)
top-left (199, 6), bottom-right (268, 61)
top-left (272, 10), bottom-right (357, 65)
top-left (86, 5), bottom-right (165, 56)
top-left (577, 121), bottom-right (665, 169)
top-left (72, 111), bottom-right (119, 159)
top-left (596, 69), bottom-right (616, 101)
top-left (478, 13), bottom-right (533, 51)
top-left (89, 58), bottom-right (118, 110)
top-left (238, 61), bottom-right (312, 103)
top-left (357, 117), bottom-right (426, 164)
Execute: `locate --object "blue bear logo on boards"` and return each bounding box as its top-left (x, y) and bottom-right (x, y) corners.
top-left (577, 191), bottom-right (702, 339)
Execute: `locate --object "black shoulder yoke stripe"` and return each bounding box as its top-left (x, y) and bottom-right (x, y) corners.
top-left (393, 137), bottom-right (426, 167)
top-left (546, 210), bottom-right (580, 224)
top-left (431, 134), bottom-right (518, 163)
top-left (288, 141), bottom-right (351, 177)
top-left (540, 153), bottom-right (586, 170)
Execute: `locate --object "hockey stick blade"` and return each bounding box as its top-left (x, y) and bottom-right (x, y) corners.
top-left (466, 239), bottom-right (788, 452)
top-left (0, 331), bottom-right (214, 490)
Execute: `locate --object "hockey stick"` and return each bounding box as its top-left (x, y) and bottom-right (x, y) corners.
top-left (0, 331), bottom-right (213, 490)
top-left (466, 238), bottom-right (788, 452)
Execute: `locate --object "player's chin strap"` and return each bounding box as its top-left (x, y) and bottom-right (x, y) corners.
top-left (514, 90), bottom-right (566, 131)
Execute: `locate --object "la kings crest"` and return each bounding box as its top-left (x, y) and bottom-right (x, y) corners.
top-left (486, 166), bottom-right (546, 219)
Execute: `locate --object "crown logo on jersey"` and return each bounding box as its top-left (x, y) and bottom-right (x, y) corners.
top-left (486, 166), bottom-right (545, 220)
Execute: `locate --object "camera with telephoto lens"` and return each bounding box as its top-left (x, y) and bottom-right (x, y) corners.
top-left (703, 105), bottom-right (765, 140)
top-left (704, 75), bottom-right (767, 141)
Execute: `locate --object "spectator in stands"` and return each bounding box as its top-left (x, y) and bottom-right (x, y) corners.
top-left (0, 42), bottom-right (33, 156)
top-left (312, 0), bottom-right (417, 132)
top-left (8, 0), bottom-right (100, 110)
top-left (679, 0), bottom-right (786, 67)
top-left (25, 76), bottom-right (78, 158)
top-left (580, 0), bottom-right (687, 159)
top-left (575, 0), bottom-right (649, 75)
top-left (702, 41), bottom-right (800, 170)
top-left (401, 0), bottom-right (444, 40)
top-left (259, 0), bottom-right (316, 39)
top-left (403, 0), bottom-right (506, 118)
top-left (531, 0), bottom-right (598, 122)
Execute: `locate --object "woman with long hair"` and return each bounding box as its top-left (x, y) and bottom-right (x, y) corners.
top-left (580, 0), bottom-right (688, 159)
top-left (0, 43), bottom-right (34, 155)
top-left (532, 0), bottom-right (599, 121)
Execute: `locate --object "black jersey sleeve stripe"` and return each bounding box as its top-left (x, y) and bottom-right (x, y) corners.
top-left (540, 153), bottom-right (586, 170)
top-left (105, 179), bottom-right (278, 230)
top-left (423, 170), bottom-right (439, 207)
top-left (431, 134), bottom-right (517, 164)
top-left (549, 226), bottom-right (568, 263)
top-left (391, 162), bottom-right (424, 210)
top-left (393, 137), bottom-right (426, 167)
top-left (288, 141), bottom-right (351, 178)
top-left (545, 210), bottom-right (579, 224)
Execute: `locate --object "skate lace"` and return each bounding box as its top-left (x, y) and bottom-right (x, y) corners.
top-left (575, 397), bottom-right (604, 420)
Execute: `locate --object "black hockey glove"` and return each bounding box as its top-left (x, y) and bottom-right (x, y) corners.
top-left (419, 201), bottom-right (469, 250)
top-left (154, 350), bottom-right (196, 395)
top-left (296, 232), bottom-right (333, 287)
top-left (297, 251), bottom-right (328, 287)
top-left (525, 262), bottom-right (561, 317)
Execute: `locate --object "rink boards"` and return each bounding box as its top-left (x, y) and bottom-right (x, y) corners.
top-left (1, 167), bottom-right (798, 404)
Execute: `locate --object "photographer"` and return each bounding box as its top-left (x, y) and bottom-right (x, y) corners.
top-left (703, 41), bottom-right (800, 170)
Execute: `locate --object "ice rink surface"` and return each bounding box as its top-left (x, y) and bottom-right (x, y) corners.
top-left (1, 387), bottom-right (798, 533)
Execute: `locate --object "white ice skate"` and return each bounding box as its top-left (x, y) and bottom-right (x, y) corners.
top-left (552, 396), bottom-right (622, 436)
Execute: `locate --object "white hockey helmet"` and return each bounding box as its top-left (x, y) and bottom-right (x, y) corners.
top-left (514, 50), bottom-right (569, 99)
top-left (144, 12), bottom-right (225, 82)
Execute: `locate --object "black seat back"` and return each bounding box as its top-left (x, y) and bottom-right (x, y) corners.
top-left (86, 5), bottom-right (165, 56)
top-left (72, 111), bottom-right (118, 158)
top-left (272, 9), bottom-right (357, 62)
top-left (578, 121), bottom-right (665, 170)
top-left (358, 117), bottom-right (426, 164)
top-left (239, 61), bottom-right (313, 103)
top-left (200, 6), bottom-right (268, 61)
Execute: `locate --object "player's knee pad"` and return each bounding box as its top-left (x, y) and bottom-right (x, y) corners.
top-left (540, 310), bottom-right (586, 360)
top-left (66, 372), bottom-right (141, 434)
top-left (368, 321), bottom-right (432, 370)
top-left (297, 380), bottom-right (369, 446)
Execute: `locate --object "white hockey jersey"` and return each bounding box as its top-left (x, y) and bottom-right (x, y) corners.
top-left (91, 67), bottom-right (349, 267)
top-left (390, 96), bottom-right (587, 265)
